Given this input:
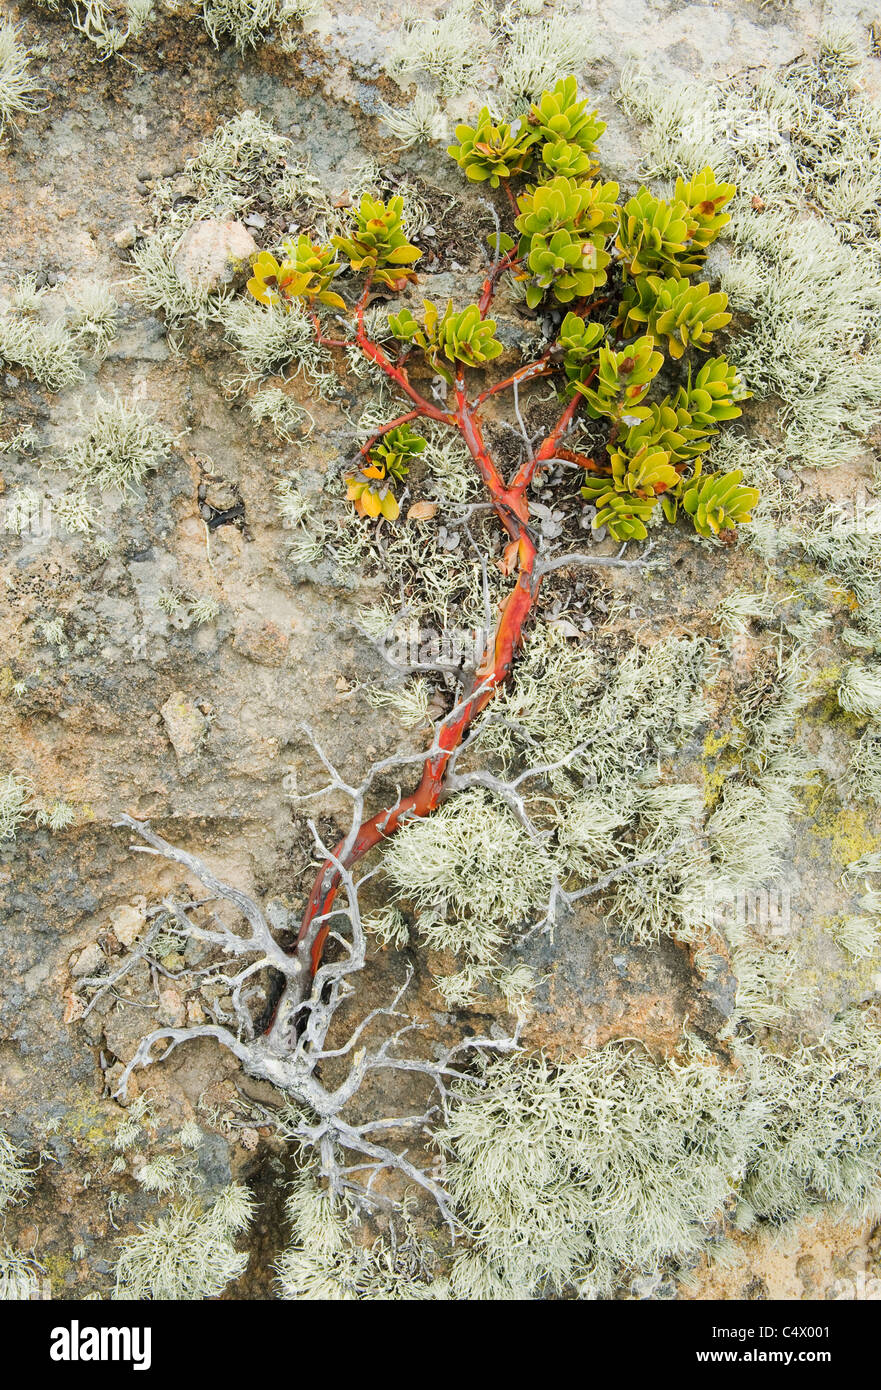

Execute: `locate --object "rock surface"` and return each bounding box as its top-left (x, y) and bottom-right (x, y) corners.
top-left (0, 0), bottom-right (879, 1303)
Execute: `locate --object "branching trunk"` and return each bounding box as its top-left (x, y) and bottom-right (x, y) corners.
top-left (293, 279), bottom-right (587, 990)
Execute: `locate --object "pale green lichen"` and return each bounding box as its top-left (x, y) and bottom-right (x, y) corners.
top-left (440, 1043), bottom-right (759, 1299)
top-left (202, 0), bottom-right (318, 52)
top-left (849, 727), bottom-right (881, 805)
top-left (364, 679), bottom-right (431, 729)
top-left (66, 0), bottom-right (145, 61)
top-left (474, 627), bottom-right (708, 795)
top-left (247, 387), bottom-right (312, 441)
top-left (736, 1013), bottom-right (881, 1229)
top-left (829, 914), bottom-right (881, 961)
top-left (0, 1245), bottom-right (45, 1300)
top-left (65, 279), bottom-right (118, 356)
top-left (716, 584), bottom-right (778, 642)
top-left (220, 297), bottom-right (334, 391)
top-left (383, 788), bottom-right (553, 961)
top-left (33, 799), bottom-right (77, 832)
top-left (378, 89), bottom-right (447, 148)
top-left (493, 7), bottom-right (595, 107)
top-left (388, 0), bottom-right (488, 96)
top-left (53, 490), bottom-right (100, 536)
top-left (0, 772), bottom-right (33, 842)
top-left (0, 308), bottom-right (82, 391)
top-left (364, 904), bottom-right (410, 950)
top-left (134, 1154), bottom-right (183, 1196)
top-left (275, 1177), bottom-right (436, 1300)
top-left (437, 1012), bottom-right (881, 1297)
top-left (837, 661), bottom-right (881, 719)
top-left (60, 393), bottom-right (173, 493)
top-left (113, 1183), bottom-right (255, 1299)
top-left (0, 1127), bottom-right (33, 1211)
top-left (0, 20), bottom-right (41, 135)
top-left (130, 232), bottom-right (226, 325)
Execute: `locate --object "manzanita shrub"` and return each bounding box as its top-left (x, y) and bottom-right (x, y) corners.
top-left (244, 74), bottom-right (758, 995)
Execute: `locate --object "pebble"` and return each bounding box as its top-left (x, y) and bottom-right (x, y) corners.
top-left (172, 219), bottom-right (258, 292)
top-left (70, 942), bottom-right (105, 978)
top-left (113, 226), bottom-right (138, 250)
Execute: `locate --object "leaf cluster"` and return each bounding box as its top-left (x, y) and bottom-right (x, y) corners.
top-left (345, 423), bottom-right (426, 522)
top-left (388, 299), bottom-right (503, 382)
top-left (247, 236), bottom-right (345, 310)
top-left (332, 193), bottom-right (421, 290)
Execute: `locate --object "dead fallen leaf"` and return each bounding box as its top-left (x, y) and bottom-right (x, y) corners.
top-left (407, 500), bottom-right (438, 521)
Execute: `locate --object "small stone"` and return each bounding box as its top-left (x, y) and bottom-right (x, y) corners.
top-left (70, 942), bottom-right (105, 978)
top-left (109, 897), bottom-right (147, 948)
top-left (172, 219), bottom-right (258, 292)
top-left (187, 998), bottom-right (206, 1025)
top-left (113, 226), bottom-right (138, 250)
top-left (16, 1226), bottom-right (39, 1252)
top-left (335, 675), bottom-right (350, 692)
top-left (157, 987), bottom-right (186, 1028)
top-left (63, 991), bottom-right (85, 1023)
top-left (160, 691), bottom-right (209, 766)
top-left (239, 1127), bottom-right (260, 1151)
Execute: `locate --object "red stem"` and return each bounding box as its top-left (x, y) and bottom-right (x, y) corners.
top-left (473, 354), bottom-right (553, 406)
top-left (354, 298), bottom-right (449, 423)
top-left (291, 297), bottom-right (583, 985)
top-left (478, 250), bottom-right (523, 318)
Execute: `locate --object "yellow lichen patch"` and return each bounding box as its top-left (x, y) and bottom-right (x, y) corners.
top-left (57, 1101), bottom-right (117, 1152)
top-left (803, 785), bottom-right (881, 871)
top-left (700, 727), bottom-right (741, 808)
